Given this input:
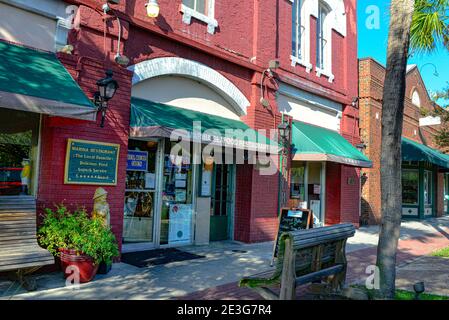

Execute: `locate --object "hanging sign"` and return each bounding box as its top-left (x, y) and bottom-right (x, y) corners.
top-left (419, 116), bottom-right (441, 127)
top-left (168, 204), bottom-right (192, 245)
top-left (64, 139), bottom-right (120, 186)
top-left (127, 150), bottom-right (148, 171)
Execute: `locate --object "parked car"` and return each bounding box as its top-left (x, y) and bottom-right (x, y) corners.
top-left (0, 167), bottom-right (23, 196)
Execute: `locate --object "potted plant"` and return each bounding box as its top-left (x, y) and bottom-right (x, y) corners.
top-left (38, 205), bottom-right (119, 283)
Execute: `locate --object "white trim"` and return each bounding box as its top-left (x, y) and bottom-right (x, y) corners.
top-left (296, 0), bottom-right (346, 80)
top-left (278, 83), bottom-right (342, 115)
top-left (129, 57), bottom-right (249, 116)
top-left (180, 3), bottom-right (218, 34)
top-left (316, 67), bottom-right (335, 83)
top-left (32, 114), bottom-right (42, 198)
top-left (290, 55), bottom-right (313, 73)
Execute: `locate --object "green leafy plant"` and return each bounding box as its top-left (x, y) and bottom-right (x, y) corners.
top-left (38, 205), bottom-right (119, 265)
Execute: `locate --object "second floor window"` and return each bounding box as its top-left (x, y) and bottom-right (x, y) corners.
top-left (292, 0), bottom-right (302, 60)
top-left (316, 2), bottom-right (330, 70)
top-left (183, 0), bottom-right (207, 15)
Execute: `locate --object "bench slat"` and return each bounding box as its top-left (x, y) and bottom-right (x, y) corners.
top-left (0, 258), bottom-right (55, 272)
top-left (0, 250), bottom-right (54, 262)
top-left (0, 197), bottom-right (55, 273)
top-left (295, 264), bottom-right (344, 286)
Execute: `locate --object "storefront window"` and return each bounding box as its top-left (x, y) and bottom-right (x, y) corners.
top-left (160, 140), bottom-right (194, 246)
top-left (123, 139), bottom-right (158, 243)
top-left (0, 109), bottom-right (40, 197)
top-left (402, 170), bottom-right (419, 205)
top-left (290, 164), bottom-right (306, 201)
top-left (424, 170), bottom-right (432, 205)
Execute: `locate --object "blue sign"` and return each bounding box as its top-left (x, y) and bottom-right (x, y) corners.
top-left (127, 150), bottom-right (148, 171)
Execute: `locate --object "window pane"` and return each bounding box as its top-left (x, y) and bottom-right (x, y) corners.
top-left (424, 171), bottom-right (432, 205)
top-left (316, 3), bottom-right (327, 69)
top-left (292, 0), bottom-right (298, 57)
top-left (291, 166), bottom-right (306, 200)
top-left (402, 170), bottom-right (419, 205)
top-left (196, 0), bottom-right (206, 14)
top-left (183, 0), bottom-right (195, 9)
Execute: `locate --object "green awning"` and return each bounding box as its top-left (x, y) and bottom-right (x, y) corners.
top-left (402, 137), bottom-right (449, 168)
top-left (291, 121), bottom-right (372, 168)
top-left (0, 41), bottom-right (96, 121)
top-left (130, 97), bottom-right (280, 153)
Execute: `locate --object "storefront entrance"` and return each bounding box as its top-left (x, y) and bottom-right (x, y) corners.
top-left (210, 164), bottom-right (235, 241)
top-left (290, 161), bottom-right (326, 226)
top-left (124, 137), bottom-right (238, 250)
top-left (0, 109), bottom-right (40, 197)
top-left (401, 162), bottom-right (436, 219)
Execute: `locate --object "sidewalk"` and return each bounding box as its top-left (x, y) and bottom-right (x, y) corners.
top-left (1, 217), bottom-right (449, 300)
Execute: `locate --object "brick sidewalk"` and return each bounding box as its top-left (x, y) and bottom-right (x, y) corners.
top-left (179, 226), bottom-right (449, 300)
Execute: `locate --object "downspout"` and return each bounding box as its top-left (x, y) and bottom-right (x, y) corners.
top-left (277, 112), bottom-right (284, 215)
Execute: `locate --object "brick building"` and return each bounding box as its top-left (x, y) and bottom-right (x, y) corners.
top-left (359, 58), bottom-right (449, 225)
top-left (0, 0), bottom-right (366, 256)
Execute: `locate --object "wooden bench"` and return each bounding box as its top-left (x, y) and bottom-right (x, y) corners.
top-left (0, 196), bottom-right (54, 290)
top-left (239, 223), bottom-right (355, 300)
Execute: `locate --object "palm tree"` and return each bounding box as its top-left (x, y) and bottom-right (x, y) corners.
top-left (377, 0), bottom-right (449, 299)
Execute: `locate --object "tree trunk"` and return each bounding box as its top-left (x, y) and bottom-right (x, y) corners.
top-left (376, 0), bottom-right (415, 299)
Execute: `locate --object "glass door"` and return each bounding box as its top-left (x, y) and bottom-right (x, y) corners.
top-left (123, 139), bottom-right (159, 245)
top-left (307, 162), bottom-right (324, 226)
top-left (159, 140), bottom-right (194, 246)
top-left (0, 109), bottom-right (40, 197)
top-left (210, 164), bottom-right (234, 241)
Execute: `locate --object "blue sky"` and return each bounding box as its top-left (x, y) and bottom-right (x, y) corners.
top-left (358, 1), bottom-right (449, 104)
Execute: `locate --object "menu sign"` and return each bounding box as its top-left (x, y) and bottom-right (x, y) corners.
top-left (64, 139), bottom-right (120, 186)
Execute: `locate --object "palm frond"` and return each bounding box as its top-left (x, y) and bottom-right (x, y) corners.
top-left (410, 0), bottom-right (449, 53)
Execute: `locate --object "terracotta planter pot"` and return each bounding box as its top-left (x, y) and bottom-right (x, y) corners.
top-left (59, 248), bottom-right (98, 283)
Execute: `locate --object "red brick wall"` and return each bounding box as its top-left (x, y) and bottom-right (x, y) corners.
top-left (46, 0), bottom-right (359, 244)
top-left (37, 54), bottom-right (134, 252)
top-left (359, 58), bottom-right (446, 223)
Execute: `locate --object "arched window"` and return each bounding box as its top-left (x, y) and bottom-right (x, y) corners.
top-left (316, 1), bottom-right (330, 70)
top-left (412, 90), bottom-right (421, 107)
top-left (292, 0), bottom-right (303, 60)
top-left (290, 0), bottom-right (345, 82)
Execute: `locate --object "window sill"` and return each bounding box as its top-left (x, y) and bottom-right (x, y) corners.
top-left (290, 55), bottom-right (313, 73)
top-left (315, 67), bottom-right (335, 83)
top-left (180, 4), bottom-right (218, 34)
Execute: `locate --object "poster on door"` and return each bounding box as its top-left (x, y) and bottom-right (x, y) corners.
top-left (168, 204), bottom-right (192, 245)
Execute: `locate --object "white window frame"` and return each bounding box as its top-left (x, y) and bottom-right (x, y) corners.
top-left (289, 0), bottom-right (312, 72)
top-left (412, 90), bottom-right (421, 107)
top-left (55, 16), bottom-right (72, 51)
top-left (180, 0), bottom-right (218, 35)
top-left (315, 1), bottom-right (334, 82)
top-left (295, 0), bottom-right (347, 82)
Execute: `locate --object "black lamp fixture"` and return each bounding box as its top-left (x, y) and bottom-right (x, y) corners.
top-left (94, 70), bottom-right (119, 127)
top-left (278, 121), bottom-right (291, 146)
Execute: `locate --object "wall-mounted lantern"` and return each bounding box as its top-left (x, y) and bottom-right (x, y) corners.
top-left (94, 70), bottom-right (119, 128)
top-left (278, 121), bottom-right (291, 146)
